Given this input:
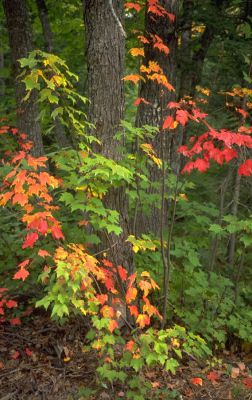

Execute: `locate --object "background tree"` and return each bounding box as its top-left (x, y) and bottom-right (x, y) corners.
top-left (83, 0), bottom-right (132, 270)
top-left (3, 0), bottom-right (44, 156)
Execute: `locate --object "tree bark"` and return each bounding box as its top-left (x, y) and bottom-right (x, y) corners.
top-left (3, 0), bottom-right (44, 156)
top-left (36, 0), bottom-right (71, 148)
top-left (135, 0), bottom-right (179, 236)
top-left (83, 0), bottom-right (132, 271)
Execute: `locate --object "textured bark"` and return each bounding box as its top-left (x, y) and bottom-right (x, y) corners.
top-left (179, 0), bottom-right (194, 98)
top-left (36, 0), bottom-right (71, 148)
top-left (0, 52), bottom-right (4, 97)
top-left (83, 0), bottom-right (133, 271)
top-left (3, 0), bottom-right (44, 156)
top-left (135, 0), bottom-right (179, 236)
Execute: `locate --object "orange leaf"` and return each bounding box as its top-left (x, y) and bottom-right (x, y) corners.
top-left (13, 268), bottom-right (29, 281)
top-left (12, 193), bottom-right (28, 207)
top-left (123, 74), bottom-right (144, 84)
top-left (207, 371), bottom-right (219, 383)
top-left (125, 340), bottom-right (135, 352)
top-left (22, 232), bottom-right (39, 249)
top-left (134, 97), bottom-right (150, 106)
top-left (108, 319), bottom-right (119, 333)
top-left (128, 305), bottom-right (139, 317)
top-left (117, 265), bottom-right (127, 281)
top-left (136, 313), bottom-right (150, 328)
top-left (97, 294), bottom-right (108, 305)
top-left (100, 305), bottom-right (115, 318)
top-left (126, 287), bottom-right (138, 304)
top-left (38, 249), bottom-right (51, 258)
top-left (125, 2), bottom-right (141, 12)
top-left (129, 47), bottom-right (144, 57)
top-left (191, 377), bottom-right (203, 386)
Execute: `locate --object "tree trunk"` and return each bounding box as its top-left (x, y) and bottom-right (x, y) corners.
top-left (179, 0), bottom-right (194, 98)
top-left (36, 0), bottom-right (71, 148)
top-left (135, 0), bottom-right (179, 236)
top-left (3, 0), bottom-right (44, 156)
top-left (83, 0), bottom-right (132, 271)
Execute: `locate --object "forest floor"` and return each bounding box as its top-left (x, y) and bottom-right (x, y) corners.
top-left (0, 313), bottom-right (252, 400)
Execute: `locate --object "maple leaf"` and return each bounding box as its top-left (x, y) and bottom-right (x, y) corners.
top-left (133, 97), bottom-right (150, 106)
top-left (129, 47), bottom-right (144, 57)
top-left (11, 350), bottom-right (20, 359)
top-left (125, 340), bottom-right (135, 352)
top-left (176, 109), bottom-right (189, 126)
top-left (128, 305), bottom-right (139, 317)
top-left (51, 226), bottom-right (64, 240)
top-left (22, 232), bottom-right (39, 249)
top-left (12, 193), bottom-right (28, 207)
top-left (238, 159), bottom-right (252, 176)
top-left (136, 313), bottom-right (150, 328)
top-left (236, 108), bottom-right (248, 119)
top-left (167, 12), bottom-right (175, 22)
top-left (10, 317), bottom-right (21, 326)
top-left (138, 279), bottom-right (152, 296)
top-left (102, 259), bottom-right (113, 268)
top-left (6, 300), bottom-right (18, 309)
top-left (207, 371), bottom-right (219, 383)
top-left (163, 115), bottom-right (177, 130)
top-left (0, 191), bottom-right (14, 206)
top-left (168, 101), bottom-right (180, 109)
top-left (108, 319), bottom-right (119, 333)
top-left (25, 348), bottom-right (33, 356)
top-left (38, 249), bottom-right (51, 258)
top-left (123, 74), bottom-right (144, 84)
top-left (126, 287), bottom-right (138, 304)
top-left (191, 377), bottom-right (203, 386)
top-left (138, 35), bottom-right (149, 44)
top-left (124, 2), bottom-right (141, 12)
top-left (117, 265), bottom-right (127, 281)
top-left (181, 161), bottom-right (195, 174)
top-left (243, 376), bottom-right (252, 389)
top-left (18, 259), bottom-right (30, 269)
top-left (97, 294), bottom-right (108, 305)
top-left (13, 268), bottom-right (29, 281)
top-left (27, 155), bottom-right (47, 169)
top-left (194, 158), bottom-right (210, 173)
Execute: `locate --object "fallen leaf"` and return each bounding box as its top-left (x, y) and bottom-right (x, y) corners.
top-left (11, 350), bottom-right (20, 360)
top-left (207, 371), bottom-right (220, 383)
top-left (243, 376), bottom-right (252, 389)
top-left (231, 367), bottom-right (240, 379)
top-left (237, 362), bottom-right (246, 371)
top-left (191, 377), bottom-right (203, 386)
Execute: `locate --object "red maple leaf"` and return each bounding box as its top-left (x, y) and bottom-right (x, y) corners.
top-left (117, 265), bottom-right (128, 281)
top-left (51, 226), bottom-right (64, 240)
top-left (238, 159), bottom-right (252, 176)
top-left (6, 300), bottom-right (18, 309)
top-left (176, 109), bottom-right (189, 126)
top-left (22, 232), bottom-right (39, 249)
top-left (10, 317), bottom-right (21, 326)
top-left (13, 268), bottom-right (30, 281)
top-left (243, 376), bottom-right (252, 389)
top-left (163, 115), bottom-right (175, 130)
top-left (207, 371), bottom-right (219, 383)
top-left (191, 377), bottom-right (203, 386)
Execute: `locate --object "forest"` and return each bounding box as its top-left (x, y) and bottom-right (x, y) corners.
top-left (0, 0), bottom-right (252, 399)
